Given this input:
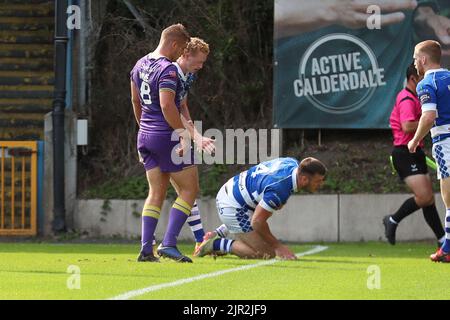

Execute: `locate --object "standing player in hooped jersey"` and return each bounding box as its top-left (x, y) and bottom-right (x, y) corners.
top-left (170, 37), bottom-right (215, 253)
top-left (408, 40), bottom-right (450, 262)
top-left (195, 157), bottom-right (327, 260)
top-left (130, 24), bottom-right (199, 263)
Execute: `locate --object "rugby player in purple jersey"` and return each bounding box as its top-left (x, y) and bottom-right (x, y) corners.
top-left (130, 24), bottom-right (199, 263)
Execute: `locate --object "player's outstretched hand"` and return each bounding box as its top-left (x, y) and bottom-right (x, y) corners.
top-left (275, 244), bottom-right (297, 260)
top-left (275, 0), bottom-right (417, 39)
top-left (414, 6), bottom-right (450, 49)
top-left (333, 0), bottom-right (417, 29)
top-left (195, 135), bottom-right (216, 156)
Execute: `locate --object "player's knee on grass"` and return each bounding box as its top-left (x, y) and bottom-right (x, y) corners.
top-left (233, 243), bottom-right (274, 259)
top-left (255, 250), bottom-right (275, 260)
top-left (236, 232), bottom-right (275, 259)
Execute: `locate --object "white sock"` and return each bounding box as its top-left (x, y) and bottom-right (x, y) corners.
top-left (216, 224), bottom-right (229, 238)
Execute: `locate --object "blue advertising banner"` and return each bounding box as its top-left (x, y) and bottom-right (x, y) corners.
top-left (273, 0), bottom-right (450, 129)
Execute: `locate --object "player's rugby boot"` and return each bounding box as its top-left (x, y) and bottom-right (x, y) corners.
top-left (137, 251), bottom-right (160, 263)
top-left (430, 248), bottom-right (450, 263)
top-left (194, 234), bottom-right (220, 257)
top-left (157, 244), bottom-right (193, 263)
top-left (194, 242), bottom-right (202, 255)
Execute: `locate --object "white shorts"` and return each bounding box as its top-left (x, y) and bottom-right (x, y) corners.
top-left (432, 140), bottom-right (450, 180)
top-left (216, 179), bottom-right (254, 234)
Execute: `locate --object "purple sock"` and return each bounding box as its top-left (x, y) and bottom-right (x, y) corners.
top-left (162, 198), bottom-right (191, 247)
top-left (141, 217), bottom-right (158, 255)
top-left (141, 205), bottom-right (161, 255)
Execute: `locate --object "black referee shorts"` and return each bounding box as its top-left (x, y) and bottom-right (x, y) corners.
top-left (391, 146), bottom-right (428, 181)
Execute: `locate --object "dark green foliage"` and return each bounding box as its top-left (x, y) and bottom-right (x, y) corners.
top-left (79, 1), bottom-right (438, 198)
top-left (78, 0), bottom-right (273, 196)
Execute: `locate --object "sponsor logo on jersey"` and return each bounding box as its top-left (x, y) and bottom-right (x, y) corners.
top-left (420, 93), bottom-right (431, 105)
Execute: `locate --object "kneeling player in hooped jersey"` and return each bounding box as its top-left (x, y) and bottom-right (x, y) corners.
top-left (195, 157), bottom-right (327, 260)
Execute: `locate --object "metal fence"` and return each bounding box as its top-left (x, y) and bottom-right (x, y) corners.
top-left (0, 141), bottom-right (37, 235)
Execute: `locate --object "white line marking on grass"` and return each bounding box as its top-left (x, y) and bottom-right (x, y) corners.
top-left (108, 245), bottom-right (328, 300)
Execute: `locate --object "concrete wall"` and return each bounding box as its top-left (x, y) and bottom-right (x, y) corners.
top-left (75, 199), bottom-right (223, 240)
top-left (75, 193), bottom-right (446, 242)
top-left (339, 194), bottom-right (446, 242)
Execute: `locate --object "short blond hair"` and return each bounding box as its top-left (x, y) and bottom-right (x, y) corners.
top-left (161, 23), bottom-right (190, 44)
top-left (185, 37), bottom-right (210, 55)
top-left (416, 40), bottom-right (441, 64)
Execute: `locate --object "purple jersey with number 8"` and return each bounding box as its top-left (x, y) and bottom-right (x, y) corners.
top-left (130, 55), bottom-right (183, 134)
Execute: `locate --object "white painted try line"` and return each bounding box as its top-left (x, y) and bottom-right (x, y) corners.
top-left (108, 245), bottom-right (328, 300)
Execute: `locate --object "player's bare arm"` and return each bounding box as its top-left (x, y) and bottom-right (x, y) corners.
top-left (180, 97), bottom-right (216, 155)
top-left (408, 110), bottom-right (436, 153)
top-left (160, 90), bottom-right (184, 129)
top-left (179, 98), bottom-right (196, 137)
top-left (160, 90), bottom-right (191, 155)
top-left (130, 80), bottom-right (142, 126)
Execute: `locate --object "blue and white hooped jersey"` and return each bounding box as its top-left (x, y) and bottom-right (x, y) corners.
top-left (174, 62), bottom-right (196, 101)
top-left (230, 158), bottom-right (299, 213)
top-left (417, 68), bottom-right (450, 139)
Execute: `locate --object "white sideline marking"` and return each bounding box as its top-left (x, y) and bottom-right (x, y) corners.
top-left (108, 245), bottom-right (328, 300)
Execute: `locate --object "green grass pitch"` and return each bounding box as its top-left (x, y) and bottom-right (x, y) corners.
top-left (0, 242), bottom-right (449, 300)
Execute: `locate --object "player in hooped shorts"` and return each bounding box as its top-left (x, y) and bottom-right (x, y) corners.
top-left (408, 40), bottom-right (450, 262)
top-left (195, 157), bottom-right (326, 260)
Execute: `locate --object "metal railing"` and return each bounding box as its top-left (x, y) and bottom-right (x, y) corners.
top-left (0, 141), bottom-right (37, 236)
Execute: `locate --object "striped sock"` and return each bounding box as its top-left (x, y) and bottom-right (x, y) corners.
top-left (212, 238), bottom-right (234, 254)
top-left (162, 197), bottom-right (192, 247)
top-left (442, 209), bottom-right (450, 253)
top-left (187, 201), bottom-right (205, 243)
top-left (141, 205), bottom-right (160, 255)
top-left (215, 224), bottom-right (229, 238)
